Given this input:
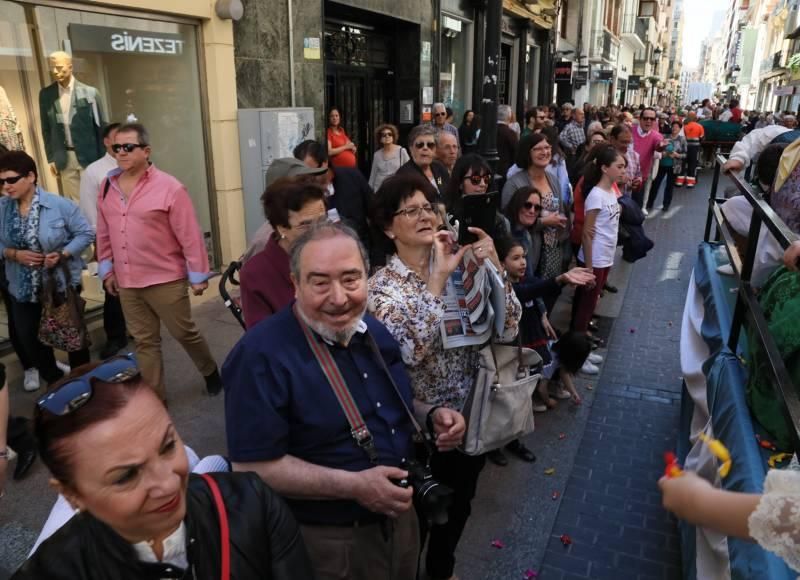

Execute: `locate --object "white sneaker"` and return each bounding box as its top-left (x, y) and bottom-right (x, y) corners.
top-left (23, 368), bottom-right (41, 392)
top-left (553, 387), bottom-right (572, 400)
top-left (580, 361), bottom-right (600, 375)
top-left (55, 360), bottom-right (71, 374)
top-left (588, 353), bottom-right (604, 365)
top-left (642, 208), bottom-right (649, 216)
top-left (532, 401), bottom-right (548, 412)
top-left (716, 264), bottom-right (734, 276)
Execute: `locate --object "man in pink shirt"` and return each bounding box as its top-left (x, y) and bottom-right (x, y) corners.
top-left (632, 107), bottom-right (667, 212)
top-left (96, 123), bottom-right (220, 400)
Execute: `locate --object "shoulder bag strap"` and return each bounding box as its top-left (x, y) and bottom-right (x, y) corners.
top-left (200, 474), bottom-right (230, 580)
top-left (101, 178), bottom-right (112, 201)
top-left (294, 307), bottom-right (379, 464)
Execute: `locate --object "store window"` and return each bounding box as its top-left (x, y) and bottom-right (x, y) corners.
top-left (439, 14), bottom-right (473, 125)
top-left (0, 1), bottom-right (214, 339)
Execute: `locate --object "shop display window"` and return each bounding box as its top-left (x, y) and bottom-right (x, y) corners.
top-left (0, 1), bottom-right (214, 343)
top-left (439, 14), bottom-right (473, 124)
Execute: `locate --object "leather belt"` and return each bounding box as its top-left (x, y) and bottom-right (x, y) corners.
top-left (65, 147), bottom-right (75, 151)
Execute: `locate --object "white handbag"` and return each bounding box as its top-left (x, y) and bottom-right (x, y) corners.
top-left (460, 341), bottom-right (541, 456)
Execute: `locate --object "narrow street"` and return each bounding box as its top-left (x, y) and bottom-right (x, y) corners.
top-left (454, 174), bottom-right (714, 579)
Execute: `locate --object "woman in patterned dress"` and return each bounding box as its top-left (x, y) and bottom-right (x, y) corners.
top-left (368, 173), bottom-right (521, 580)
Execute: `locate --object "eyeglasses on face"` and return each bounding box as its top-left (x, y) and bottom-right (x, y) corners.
top-left (380, 132), bottom-right (393, 138)
top-left (393, 204), bottom-right (436, 219)
top-left (292, 215), bottom-right (330, 231)
top-left (464, 174), bottom-right (491, 186)
top-left (0, 175), bottom-right (24, 186)
top-left (641, 116), bottom-right (656, 121)
top-left (36, 354), bottom-right (140, 416)
top-left (532, 146), bottom-right (552, 154)
top-left (434, 112), bottom-right (447, 117)
top-left (523, 201), bottom-right (542, 211)
top-left (414, 141), bottom-right (436, 150)
top-left (112, 143), bottom-right (146, 154)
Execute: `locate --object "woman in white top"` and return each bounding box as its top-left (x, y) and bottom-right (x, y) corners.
top-left (368, 123), bottom-right (409, 191)
top-left (572, 145), bottom-right (624, 333)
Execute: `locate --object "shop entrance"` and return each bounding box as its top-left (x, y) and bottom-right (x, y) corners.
top-left (499, 42), bottom-right (513, 105)
top-left (324, 1), bottom-right (420, 176)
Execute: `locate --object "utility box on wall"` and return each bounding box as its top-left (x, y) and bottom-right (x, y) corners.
top-left (237, 108), bottom-right (315, 241)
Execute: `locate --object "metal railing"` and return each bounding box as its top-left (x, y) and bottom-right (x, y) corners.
top-left (621, 13), bottom-right (647, 45)
top-left (706, 154), bottom-right (800, 449)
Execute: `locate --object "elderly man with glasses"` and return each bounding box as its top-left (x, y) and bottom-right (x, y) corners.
top-left (632, 107), bottom-right (667, 211)
top-left (431, 103), bottom-right (459, 141)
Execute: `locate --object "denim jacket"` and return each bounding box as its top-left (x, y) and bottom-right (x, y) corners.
top-left (0, 188), bottom-right (95, 300)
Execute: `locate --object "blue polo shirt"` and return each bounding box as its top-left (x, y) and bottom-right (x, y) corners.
top-left (222, 304), bottom-right (416, 525)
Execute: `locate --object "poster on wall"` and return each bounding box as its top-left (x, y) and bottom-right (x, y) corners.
top-left (554, 61), bottom-right (573, 83)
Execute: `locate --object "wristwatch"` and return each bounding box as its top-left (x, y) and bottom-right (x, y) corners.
top-left (0, 449), bottom-right (9, 460)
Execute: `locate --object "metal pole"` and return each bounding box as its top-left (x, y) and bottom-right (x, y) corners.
top-left (478, 0), bottom-right (502, 172)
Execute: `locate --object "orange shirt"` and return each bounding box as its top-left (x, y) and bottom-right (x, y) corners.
top-left (327, 128), bottom-right (357, 168)
top-left (683, 122), bottom-right (705, 141)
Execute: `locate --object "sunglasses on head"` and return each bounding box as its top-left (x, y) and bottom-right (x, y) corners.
top-left (112, 143), bottom-right (146, 154)
top-left (465, 174), bottom-right (491, 186)
top-left (0, 175), bottom-right (24, 186)
top-left (36, 354), bottom-right (140, 416)
top-left (523, 201), bottom-right (542, 211)
top-left (414, 141), bottom-right (436, 150)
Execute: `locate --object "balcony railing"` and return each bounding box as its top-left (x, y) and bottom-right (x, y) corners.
top-left (589, 29), bottom-right (620, 63)
top-left (621, 13), bottom-right (648, 46)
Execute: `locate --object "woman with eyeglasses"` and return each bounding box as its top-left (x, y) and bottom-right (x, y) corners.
top-left (0, 151), bottom-right (94, 391)
top-left (12, 357), bottom-right (313, 579)
top-left (368, 123), bottom-right (410, 191)
top-left (501, 134), bottom-right (571, 314)
top-left (239, 179), bottom-right (327, 328)
top-left (397, 125), bottom-right (450, 200)
top-left (368, 173), bottom-right (521, 580)
top-left (326, 107), bottom-right (358, 169)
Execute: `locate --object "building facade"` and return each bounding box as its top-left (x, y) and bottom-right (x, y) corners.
top-left (0, 0), bottom-right (243, 265)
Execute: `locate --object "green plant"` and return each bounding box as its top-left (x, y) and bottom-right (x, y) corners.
top-left (788, 52), bottom-right (800, 72)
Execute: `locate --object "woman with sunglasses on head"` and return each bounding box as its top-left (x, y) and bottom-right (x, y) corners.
top-left (12, 357), bottom-right (313, 579)
top-left (368, 173), bottom-right (521, 580)
top-left (397, 125), bottom-right (450, 200)
top-left (368, 123), bottom-right (410, 191)
top-left (0, 151), bottom-right (94, 391)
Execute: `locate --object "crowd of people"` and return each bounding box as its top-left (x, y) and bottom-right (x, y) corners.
top-left (2, 91), bottom-right (800, 578)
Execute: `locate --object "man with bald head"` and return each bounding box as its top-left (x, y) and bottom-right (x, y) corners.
top-left (39, 51), bottom-right (106, 201)
top-left (435, 132), bottom-right (459, 173)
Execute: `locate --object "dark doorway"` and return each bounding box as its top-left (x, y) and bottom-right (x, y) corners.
top-left (499, 41), bottom-right (513, 105)
top-left (324, 2), bottom-right (416, 176)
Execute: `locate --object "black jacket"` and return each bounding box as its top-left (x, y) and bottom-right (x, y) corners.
top-left (496, 124), bottom-right (519, 178)
top-left (331, 167), bottom-right (373, 253)
top-left (396, 159), bottom-right (450, 201)
top-left (12, 472), bottom-right (313, 580)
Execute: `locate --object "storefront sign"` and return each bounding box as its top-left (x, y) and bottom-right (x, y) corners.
top-left (574, 70), bottom-right (588, 88)
top-left (774, 85), bottom-right (796, 96)
top-left (554, 61), bottom-right (573, 83)
top-left (592, 69), bottom-right (614, 82)
top-left (628, 75), bottom-right (641, 91)
top-left (69, 24), bottom-right (185, 56)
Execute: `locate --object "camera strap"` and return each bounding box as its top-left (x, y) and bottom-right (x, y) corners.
top-left (294, 308), bottom-right (432, 466)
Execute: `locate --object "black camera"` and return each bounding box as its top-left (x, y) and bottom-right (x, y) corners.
top-left (396, 459), bottom-right (454, 526)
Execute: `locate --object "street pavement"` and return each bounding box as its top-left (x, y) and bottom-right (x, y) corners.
top-left (0, 172), bottom-right (718, 577)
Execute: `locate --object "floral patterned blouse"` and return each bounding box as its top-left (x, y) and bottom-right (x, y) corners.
top-left (368, 254), bottom-right (522, 410)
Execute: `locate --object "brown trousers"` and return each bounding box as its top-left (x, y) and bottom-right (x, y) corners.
top-left (300, 509), bottom-right (419, 580)
top-left (119, 279), bottom-right (216, 400)
top-left (58, 150), bottom-right (82, 203)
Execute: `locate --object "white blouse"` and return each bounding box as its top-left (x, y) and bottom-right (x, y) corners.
top-left (749, 469), bottom-right (800, 575)
top-left (132, 522), bottom-right (189, 577)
